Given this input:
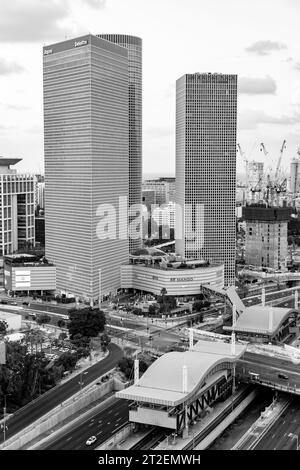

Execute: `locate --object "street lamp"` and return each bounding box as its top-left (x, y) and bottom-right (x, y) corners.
top-left (1, 394), bottom-right (11, 446)
top-left (288, 433), bottom-right (299, 450)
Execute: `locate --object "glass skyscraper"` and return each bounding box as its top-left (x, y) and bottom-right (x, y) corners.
top-left (97, 35), bottom-right (142, 252)
top-left (43, 34), bottom-right (129, 303)
top-left (175, 73), bottom-right (237, 285)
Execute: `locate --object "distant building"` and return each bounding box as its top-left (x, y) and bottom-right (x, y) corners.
top-left (175, 73), bottom-right (237, 285)
top-left (35, 216), bottom-right (45, 246)
top-left (247, 161), bottom-right (264, 203)
top-left (142, 190), bottom-right (156, 212)
top-left (142, 177), bottom-right (176, 206)
top-left (243, 205), bottom-right (292, 270)
top-left (290, 152), bottom-right (300, 194)
top-left (0, 157), bottom-right (35, 257)
top-left (36, 182), bottom-right (45, 210)
top-left (152, 202), bottom-right (176, 230)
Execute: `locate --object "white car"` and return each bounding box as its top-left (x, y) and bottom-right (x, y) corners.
top-left (86, 436), bottom-right (97, 446)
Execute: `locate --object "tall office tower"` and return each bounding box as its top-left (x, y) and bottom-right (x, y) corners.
top-left (175, 73), bottom-right (237, 285)
top-left (97, 35), bottom-right (142, 252)
top-left (290, 149), bottom-right (300, 193)
top-left (43, 34), bottom-right (129, 304)
top-left (0, 157), bottom-right (35, 258)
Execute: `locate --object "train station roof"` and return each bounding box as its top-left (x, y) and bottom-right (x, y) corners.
top-left (225, 306), bottom-right (298, 336)
top-left (116, 340), bottom-right (246, 407)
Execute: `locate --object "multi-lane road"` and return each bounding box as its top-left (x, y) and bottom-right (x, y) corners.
top-left (254, 397), bottom-right (300, 450)
top-left (237, 351), bottom-right (300, 391)
top-left (43, 398), bottom-right (129, 450)
top-left (1, 343), bottom-right (123, 444)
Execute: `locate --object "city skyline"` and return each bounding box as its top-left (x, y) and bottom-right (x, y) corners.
top-left (0, 0), bottom-right (300, 176)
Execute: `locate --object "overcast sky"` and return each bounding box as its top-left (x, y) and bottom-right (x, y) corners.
top-left (0, 0), bottom-right (299, 176)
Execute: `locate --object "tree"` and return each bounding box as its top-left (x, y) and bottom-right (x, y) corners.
top-left (36, 314), bottom-right (51, 325)
top-left (68, 308), bottom-right (106, 341)
top-left (57, 319), bottom-right (66, 328)
top-left (54, 352), bottom-right (77, 371)
top-left (0, 320), bottom-right (8, 337)
top-left (100, 332), bottom-right (111, 352)
top-left (117, 357), bottom-right (148, 380)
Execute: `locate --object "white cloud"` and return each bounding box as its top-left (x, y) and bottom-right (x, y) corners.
top-left (238, 76), bottom-right (277, 95)
top-left (245, 40), bottom-right (287, 56)
top-left (239, 109), bottom-right (300, 130)
top-left (0, 60), bottom-right (24, 75)
top-left (0, 1), bottom-right (72, 42)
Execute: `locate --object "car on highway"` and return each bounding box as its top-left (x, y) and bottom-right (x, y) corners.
top-left (278, 373), bottom-right (289, 380)
top-left (86, 436), bottom-right (97, 446)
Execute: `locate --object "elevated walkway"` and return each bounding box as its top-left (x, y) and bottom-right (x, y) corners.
top-left (201, 284), bottom-right (245, 316)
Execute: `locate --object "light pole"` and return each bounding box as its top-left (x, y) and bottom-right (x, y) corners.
top-left (1, 394), bottom-right (10, 446)
top-left (288, 433), bottom-right (299, 450)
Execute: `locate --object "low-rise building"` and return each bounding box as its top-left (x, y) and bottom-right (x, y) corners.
top-left (4, 253), bottom-right (56, 294)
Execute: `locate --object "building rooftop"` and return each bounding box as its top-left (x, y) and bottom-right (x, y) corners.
top-left (225, 306), bottom-right (298, 336)
top-left (116, 340), bottom-right (246, 406)
top-left (0, 157), bottom-right (22, 167)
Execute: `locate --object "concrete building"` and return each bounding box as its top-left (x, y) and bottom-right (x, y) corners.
top-left (175, 73), bottom-right (237, 285)
top-left (152, 202), bottom-right (176, 230)
top-left (35, 216), bottom-right (45, 246)
top-left (243, 205), bottom-right (292, 270)
top-left (43, 34), bottom-right (129, 304)
top-left (36, 182), bottom-right (45, 210)
top-left (142, 177), bottom-right (176, 206)
top-left (247, 161), bottom-right (264, 203)
top-left (142, 190), bottom-right (156, 212)
top-left (4, 254), bottom-right (56, 294)
top-left (97, 34), bottom-right (142, 253)
top-left (0, 157), bottom-right (35, 257)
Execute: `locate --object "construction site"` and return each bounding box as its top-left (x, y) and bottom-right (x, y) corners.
top-left (237, 141), bottom-right (300, 275)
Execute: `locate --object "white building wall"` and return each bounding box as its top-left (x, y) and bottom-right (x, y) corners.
top-left (121, 264), bottom-right (224, 296)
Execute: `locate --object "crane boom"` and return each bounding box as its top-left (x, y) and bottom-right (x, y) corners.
top-left (275, 140), bottom-right (287, 181)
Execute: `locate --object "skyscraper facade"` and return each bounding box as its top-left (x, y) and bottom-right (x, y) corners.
top-left (97, 35), bottom-right (142, 252)
top-left (175, 73), bottom-right (237, 285)
top-left (0, 158), bottom-right (35, 257)
top-left (43, 34), bottom-right (129, 303)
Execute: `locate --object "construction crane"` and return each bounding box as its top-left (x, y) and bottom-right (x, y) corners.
top-left (260, 142), bottom-right (268, 157)
top-left (275, 140), bottom-right (287, 182)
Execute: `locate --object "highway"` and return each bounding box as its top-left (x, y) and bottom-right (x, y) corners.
top-left (254, 397), bottom-right (300, 450)
top-left (44, 398), bottom-right (129, 450)
top-left (237, 352), bottom-right (300, 390)
top-left (1, 343), bottom-right (123, 444)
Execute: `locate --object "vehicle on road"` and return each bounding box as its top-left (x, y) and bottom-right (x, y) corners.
top-left (249, 372), bottom-right (260, 380)
top-left (278, 373), bottom-right (289, 380)
top-left (86, 436), bottom-right (97, 446)
top-left (0, 300), bottom-right (8, 304)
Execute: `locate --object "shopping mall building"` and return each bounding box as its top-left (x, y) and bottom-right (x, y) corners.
top-left (121, 247), bottom-right (224, 296)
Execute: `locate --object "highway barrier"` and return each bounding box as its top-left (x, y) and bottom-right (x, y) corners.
top-left (0, 372), bottom-right (123, 450)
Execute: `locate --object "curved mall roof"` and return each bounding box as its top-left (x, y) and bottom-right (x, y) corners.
top-left (116, 340), bottom-right (246, 406)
